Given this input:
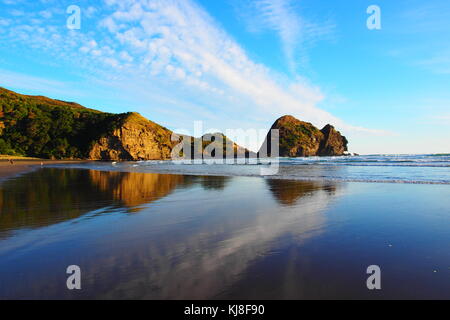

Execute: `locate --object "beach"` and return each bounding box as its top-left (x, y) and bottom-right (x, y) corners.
top-left (0, 166), bottom-right (449, 299)
top-left (0, 159), bottom-right (91, 182)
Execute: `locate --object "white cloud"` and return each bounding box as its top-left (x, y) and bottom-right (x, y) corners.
top-left (85, 6), bottom-right (98, 18)
top-left (119, 50), bottom-right (133, 62)
top-left (39, 10), bottom-right (52, 19)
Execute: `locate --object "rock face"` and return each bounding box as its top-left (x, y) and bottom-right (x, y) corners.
top-left (0, 87), bottom-right (349, 160)
top-left (1, 87), bottom-right (254, 161)
top-left (318, 124), bottom-right (349, 156)
top-left (195, 133), bottom-right (256, 159)
top-left (89, 113), bottom-right (174, 161)
top-left (259, 115), bottom-right (348, 157)
top-left (89, 114), bottom-right (256, 161)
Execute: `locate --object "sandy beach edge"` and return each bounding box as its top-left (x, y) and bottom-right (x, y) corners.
top-left (0, 160), bottom-right (91, 183)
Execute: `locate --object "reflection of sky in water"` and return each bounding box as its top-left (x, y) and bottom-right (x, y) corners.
top-left (0, 168), bottom-right (449, 299)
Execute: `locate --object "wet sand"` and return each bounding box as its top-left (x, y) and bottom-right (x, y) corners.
top-left (0, 160), bottom-right (90, 182)
top-left (0, 168), bottom-right (449, 299)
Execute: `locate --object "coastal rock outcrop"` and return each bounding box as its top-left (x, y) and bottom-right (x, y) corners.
top-left (89, 113), bottom-right (174, 161)
top-left (0, 87), bottom-right (253, 160)
top-left (259, 115), bottom-right (348, 157)
top-left (0, 87), bottom-right (349, 160)
top-left (89, 121), bottom-right (256, 161)
top-left (318, 124), bottom-right (349, 156)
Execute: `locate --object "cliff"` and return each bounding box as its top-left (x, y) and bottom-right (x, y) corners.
top-left (1, 88), bottom-right (348, 160)
top-left (318, 124), bottom-right (349, 156)
top-left (88, 112), bottom-right (175, 161)
top-left (0, 87), bottom-right (253, 160)
top-left (259, 115), bottom-right (348, 157)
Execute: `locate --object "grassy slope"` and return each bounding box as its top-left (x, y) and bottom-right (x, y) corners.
top-left (0, 87), bottom-right (125, 159)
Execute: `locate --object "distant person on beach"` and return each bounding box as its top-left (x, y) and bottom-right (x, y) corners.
top-left (9, 159), bottom-right (14, 165)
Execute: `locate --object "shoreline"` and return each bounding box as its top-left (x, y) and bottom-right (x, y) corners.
top-left (0, 160), bottom-right (91, 183)
top-left (1, 157), bottom-right (449, 185)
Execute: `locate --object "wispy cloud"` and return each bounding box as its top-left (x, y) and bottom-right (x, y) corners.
top-left (427, 114), bottom-right (450, 125)
top-left (400, 2), bottom-right (450, 33)
top-left (238, 0), bottom-right (335, 72)
top-left (253, 0), bottom-right (302, 70)
top-left (391, 1), bottom-right (450, 75)
top-left (416, 50), bottom-right (450, 74)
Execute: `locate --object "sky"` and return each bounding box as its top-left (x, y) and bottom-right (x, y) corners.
top-left (0, 0), bottom-right (449, 154)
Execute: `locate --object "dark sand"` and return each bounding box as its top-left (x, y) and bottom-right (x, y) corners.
top-left (0, 160), bottom-right (89, 182)
top-left (0, 168), bottom-right (449, 299)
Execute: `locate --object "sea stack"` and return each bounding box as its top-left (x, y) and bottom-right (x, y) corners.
top-left (259, 115), bottom-right (348, 157)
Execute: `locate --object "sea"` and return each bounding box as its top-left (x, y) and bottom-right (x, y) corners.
top-left (48, 154), bottom-right (450, 185)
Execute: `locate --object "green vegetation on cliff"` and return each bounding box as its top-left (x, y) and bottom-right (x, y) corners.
top-left (0, 87), bottom-right (126, 159)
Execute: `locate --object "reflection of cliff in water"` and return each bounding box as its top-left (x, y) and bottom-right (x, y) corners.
top-left (88, 170), bottom-right (184, 208)
top-left (0, 169), bottom-right (179, 234)
top-left (196, 175), bottom-right (231, 190)
top-left (266, 179), bottom-right (337, 206)
top-left (0, 168), bottom-right (233, 235)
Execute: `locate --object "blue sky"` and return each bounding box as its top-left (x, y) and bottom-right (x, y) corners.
top-left (0, 0), bottom-right (449, 154)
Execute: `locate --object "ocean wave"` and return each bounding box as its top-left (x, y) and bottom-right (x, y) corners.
top-left (45, 158), bottom-right (450, 185)
top-left (40, 154), bottom-right (450, 185)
